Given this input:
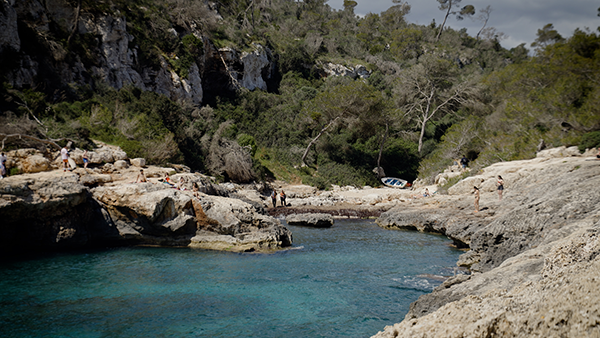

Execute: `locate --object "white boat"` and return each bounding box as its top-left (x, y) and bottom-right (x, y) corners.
top-left (381, 177), bottom-right (408, 188)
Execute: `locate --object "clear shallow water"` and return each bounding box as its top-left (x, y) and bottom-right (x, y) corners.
top-left (0, 219), bottom-right (462, 338)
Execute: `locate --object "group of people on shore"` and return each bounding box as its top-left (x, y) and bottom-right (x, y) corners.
top-left (270, 189), bottom-right (287, 208)
top-left (136, 169), bottom-right (201, 198)
top-left (473, 175), bottom-right (503, 213)
top-left (61, 146), bottom-right (90, 172)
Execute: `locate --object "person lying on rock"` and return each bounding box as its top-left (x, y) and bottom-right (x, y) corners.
top-left (159, 173), bottom-right (175, 187)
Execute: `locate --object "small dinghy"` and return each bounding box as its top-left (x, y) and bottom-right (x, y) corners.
top-left (381, 177), bottom-right (408, 188)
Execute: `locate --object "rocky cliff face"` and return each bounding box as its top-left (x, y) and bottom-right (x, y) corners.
top-left (0, 0), bottom-right (276, 105)
top-left (0, 167), bottom-right (292, 254)
top-left (372, 152), bottom-right (600, 337)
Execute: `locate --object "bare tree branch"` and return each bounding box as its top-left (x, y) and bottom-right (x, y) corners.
top-left (0, 133), bottom-right (66, 151)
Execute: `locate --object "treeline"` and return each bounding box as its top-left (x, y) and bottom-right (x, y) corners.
top-left (1, 0), bottom-right (599, 188)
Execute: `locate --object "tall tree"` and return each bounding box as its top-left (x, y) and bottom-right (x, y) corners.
top-left (531, 23), bottom-right (564, 50)
top-left (381, 0), bottom-right (411, 31)
top-left (435, 0), bottom-right (474, 41)
top-left (301, 81), bottom-right (388, 166)
top-left (394, 55), bottom-right (480, 153)
top-left (475, 5), bottom-right (492, 40)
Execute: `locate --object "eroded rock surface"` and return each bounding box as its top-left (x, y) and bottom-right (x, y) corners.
top-left (286, 213), bottom-right (334, 228)
top-left (0, 168), bottom-right (292, 253)
top-left (372, 154), bottom-right (600, 337)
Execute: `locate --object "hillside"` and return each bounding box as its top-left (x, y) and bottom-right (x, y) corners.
top-left (1, 0), bottom-right (599, 188)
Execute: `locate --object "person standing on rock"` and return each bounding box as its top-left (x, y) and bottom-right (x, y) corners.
top-left (61, 146), bottom-right (70, 172)
top-left (460, 155), bottom-right (469, 171)
top-left (496, 175), bottom-right (504, 201)
top-left (280, 190), bottom-right (286, 207)
top-left (271, 189), bottom-right (277, 208)
top-left (82, 150), bottom-right (90, 169)
top-left (473, 186), bottom-right (480, 213)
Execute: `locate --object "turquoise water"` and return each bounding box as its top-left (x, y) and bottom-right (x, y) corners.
top-left (0, 219), bottom-right (462, 338)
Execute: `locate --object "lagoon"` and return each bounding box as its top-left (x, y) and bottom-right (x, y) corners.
top-left (0, 219), bottom-right (462, 337)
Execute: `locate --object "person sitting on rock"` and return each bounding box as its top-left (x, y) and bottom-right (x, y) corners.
top-left (177, 177), bottom-right (187, 190)
top-left (192, 182), bottom-right (201, 198)
top-left (136, 169), bottom-right (147, 183)
top-left (423, 188), bottom-right (431, 197)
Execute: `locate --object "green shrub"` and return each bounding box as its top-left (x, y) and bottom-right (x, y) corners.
top-left (578, 131), bottom-right (600, 152)
top-left (237, 133), bottom-right (257, 156)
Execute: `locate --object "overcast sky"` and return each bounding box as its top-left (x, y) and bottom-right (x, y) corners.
top-left (327, 0), bottom-right (600, 50)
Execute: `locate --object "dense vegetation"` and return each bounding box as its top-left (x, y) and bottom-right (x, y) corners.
top-left (1, 0), bottom-right (599, 188)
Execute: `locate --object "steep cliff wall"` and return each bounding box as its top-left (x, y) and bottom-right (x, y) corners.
top-left (0, 0), bottom-right (276, 105)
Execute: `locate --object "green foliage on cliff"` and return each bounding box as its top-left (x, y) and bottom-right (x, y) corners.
top-left (1, 0), bottom-right (599, 187)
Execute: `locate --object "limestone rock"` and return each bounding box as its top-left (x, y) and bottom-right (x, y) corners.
top-left (114, 160), bottom-right (129, 170)
top-left (0, 0), bottom-right (20, 53)
top-left (372, 228), bottom-right (600, 338)
top-left (322, 62), bottom-right (371, 79)
top-left (131, 158), bottom-right (146, 167)
top-left (286, 213), bottom-right (334, 227)
top-left (447, 176), bottom-right (484, 195)
top-left (240, 44), bottom-right (269, 91)
top-left (372, 153), bottom-right (600, 337)
top-left (20, 154), bottom-right (50, 173)
top-left (537, 145), bottom-right (582, 158)
top-left (5, 149), bottom-right (52, 173)
top-left (0, 172), bottom-right (110, 251)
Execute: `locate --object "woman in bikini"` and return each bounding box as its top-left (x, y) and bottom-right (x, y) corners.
top-left (496, 175), bottom-right (504, 201)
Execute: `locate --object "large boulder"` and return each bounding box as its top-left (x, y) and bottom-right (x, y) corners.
top-left (286, 213), bottom-right (334, 228)
top-left (191, 195), bottom-right (292, 251)
top-left (92, 183), bottom-right (197, 244)
top-left (0, 171), bottom-right (116, 252)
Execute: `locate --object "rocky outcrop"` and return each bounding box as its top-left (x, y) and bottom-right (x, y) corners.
top-left (0, 0), bottom-right (20, 53)
top-left (2, 1), bottom-right (276, 106)
top-left (240, 44), bottom-right (271, 91)
top-left (0, 167), bottom-right (292, 253)
top-left (286, 213), bottom-right (334, 227)
top-left (321, 62), bottom-right (371, 79)
top-left (371, 153), bottom-right (600, 337)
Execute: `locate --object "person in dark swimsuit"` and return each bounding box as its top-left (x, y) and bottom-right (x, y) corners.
top-left (473, 186), bottom-right (480, 213)
top-left (271, 190), bottom-right (277, 208)
top-left (497, 175), bottom-right (504, 201)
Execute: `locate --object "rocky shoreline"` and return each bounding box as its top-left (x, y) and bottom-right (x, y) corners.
top-left (2, 145), bottom-right (599, 336)
top-left (371, 147), bottom-right (600, 337)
